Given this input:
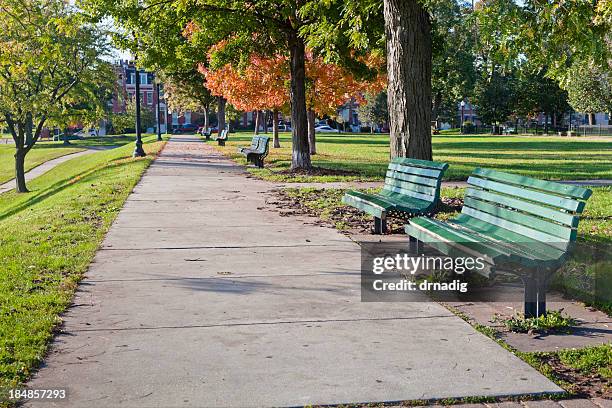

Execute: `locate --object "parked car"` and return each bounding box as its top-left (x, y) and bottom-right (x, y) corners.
top-left (74, 128), bottom-right (97, 137)
top-left (172, 124), bottom-right (199, 134)
top-left (267, 124), bottom-right (292, 132)
top-left (314, 125), bottom-right (339, 133)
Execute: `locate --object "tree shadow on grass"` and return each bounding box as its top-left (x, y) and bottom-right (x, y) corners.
top-left (0, 158), bottom-right (146, 222)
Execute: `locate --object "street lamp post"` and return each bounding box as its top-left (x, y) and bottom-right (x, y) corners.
top-left (460, 100), bottom-right (466, 133)
top-left (156, 81), bottom-right (163, 142)
top-left (133, 64), bottom-right (146, 157)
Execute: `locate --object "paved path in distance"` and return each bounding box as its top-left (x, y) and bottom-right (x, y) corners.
top-left (27, 135), bottom-right (562, 407)
top-left (0, 149), bottom-right (94, 194)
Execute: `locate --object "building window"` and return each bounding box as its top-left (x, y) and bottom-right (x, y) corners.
top-left (140, 73), bottom-right (148, 85)
top-left (128, 73), bottom-right (135, 84)
top-left (147, 92), bottom-right (153, 105)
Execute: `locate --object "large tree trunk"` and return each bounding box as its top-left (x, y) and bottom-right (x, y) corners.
top-left (15, 149), bottom-right (27, 193)
top-left (288, 30), bottom-right (312, 170)
top-left (204, 106), bottom-right (209, 131)
top-left (383, 0), bottom-right (433, 160)
top-left (254, 110), bottom-right (260, 135)
top-left (307, 109), bottom-right (316, 155)
top-left (273, 109), bottom-right (280, 148)
top-left (217, 97), bottom-right (226, 133)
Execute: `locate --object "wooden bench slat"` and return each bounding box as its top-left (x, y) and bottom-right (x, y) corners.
top-left (388, 163), bottom-right (443, 179)
top-left (384, 178), bottom-right (437, 197)
top-left (468, 176), bottom-right (585, 213)
top-left (382, 185), bottom-right (435, 202)
top-left (461, 206), bottom-right (572, 250)
top-left (463, 196), bottom-right (574, 241)
top-left (465, 188), bottom-right (579, 227)
top-left (473, 168), bottom-right (592, 200)
top-left (451, 214), bottom-right (566, 262)
top-left (385, 170), bottom-right (439, 187)
top-left (392, 157), bottom-right (449, 171)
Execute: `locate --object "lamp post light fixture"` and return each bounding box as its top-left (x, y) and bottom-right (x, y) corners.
top-left (460, 100), bottom-right (466, 133)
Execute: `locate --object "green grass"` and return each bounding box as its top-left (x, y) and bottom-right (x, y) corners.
top-left (557, 344), bottom-right (612, 378)
top-left (214, 131), bottom-right (612, 182)
top-left (0, 135), bottom-right (138, 185)
top-left (0, 136), bottom-right (166, 404)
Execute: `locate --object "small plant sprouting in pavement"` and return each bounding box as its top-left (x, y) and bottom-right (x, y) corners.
top-left (497, 309), bottom-right (578, 334)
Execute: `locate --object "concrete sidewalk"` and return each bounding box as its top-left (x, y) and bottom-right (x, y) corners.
top-left (27, 135), bottom-right (562, 407)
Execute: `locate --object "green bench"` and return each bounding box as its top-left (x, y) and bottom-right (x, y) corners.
top-left (405, 168), bottom-right (592, 318)
top-left (238, 135), bottom-right (270, 168)
top-left (342, 158), bottom-right (449, 234)
top-left (216, 129), bottom-right (228, 146)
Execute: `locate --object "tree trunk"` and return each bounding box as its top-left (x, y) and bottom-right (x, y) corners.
top-left (588, 113), bottom-right (594, 126)
top-left (273, 109), bottom-right (280, 148)
top-left (263, 111), bottom-right (269, 134)
top-left (15, 149), bottom-right (27, 193)
top-left (288, 30), bottom-right (312, 170)
top-left (383, 0), bottom-right (433, 160)
top-left (307, 109), bottom-right (316, 155)
top-left (204, 107), bottom-right (209, 131)
top-left (217, 97), bottom-right (226, 133)
top-left (432, 91), bottom-right (442, 127)
top-left (254, 110), bottom-right (260, 135)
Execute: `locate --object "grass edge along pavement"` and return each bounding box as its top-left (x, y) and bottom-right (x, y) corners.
top-left (209, 131), bottom-right (612, 183)
top-left (267, 187), bottom-right (611, 400)
top-left (0, 136), bottom-right (166, 407)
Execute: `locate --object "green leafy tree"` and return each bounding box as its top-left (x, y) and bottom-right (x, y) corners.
top-left (472, 73), bottom-right (515, 131)
top-left (0, 0), bottom-right (112, 192)
top-left (566, 62), bottom-right (612, 125)
top-left (358, 91), bottom-right (388, 132)
top-left (83, 0), bottom-right (328, 170)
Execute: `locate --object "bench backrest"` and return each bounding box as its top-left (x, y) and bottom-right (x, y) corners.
top-left (253, 136), bottom-right (270, 154)
top-left (382, 158), bottom-right (449, 203)
top-left (464, 168), bottom-right (592, 249)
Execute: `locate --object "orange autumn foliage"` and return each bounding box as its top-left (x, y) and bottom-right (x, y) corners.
top-left (200, 41), bottom-right (386, 115)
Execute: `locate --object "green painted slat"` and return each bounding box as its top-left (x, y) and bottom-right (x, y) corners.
top-left (385, 170), bottom-right (438, 187)
top-left (463, 197), bottom-right (573, 240)
top-left (408, 218), bottom-right (510, 263)
top-left (388, 163), bottom-right (442, 179)
top-left (461, 206), bottom-right (573, 249)
top-left (376, 191), bottom-right (433, 213)
top-left (342, 192), bottom-right (387, 218)
top-left (451, 214), bottom-right (566, 262)
top-left (384, 178), bottom-right (437, 197)
top-left (382, 185), bottom-right (435, 202)
top-left (404, 224), bottom-right (494, 278)
top-left (474, 168), bottom-right (592, 200)
top-left (465, 188), bottom-right (579, 227)
top-left (468, 176), bottom-right (584, 213)
top-left (392, 157), bottom-right (449, 171)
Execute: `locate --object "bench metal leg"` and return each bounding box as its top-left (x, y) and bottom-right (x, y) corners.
top-left (408, 235), bottom-right (422, 253)
top-left (373, 217), bottom-right (387, 234)
top-left (523, 274), bottom-right (547, 318)
top-left (218, 140), bottom-right (225, 146)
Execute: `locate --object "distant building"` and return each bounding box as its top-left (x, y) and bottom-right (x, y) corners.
top-left (112, 61), bottom-right (204, 133)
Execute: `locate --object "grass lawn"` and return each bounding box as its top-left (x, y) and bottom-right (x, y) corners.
top-left (212, 131), bottom-right (612, 182)
top-left (0, 135), bottom-right (140, 185)
top-left (0, 136), bottom-right (165, 403)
